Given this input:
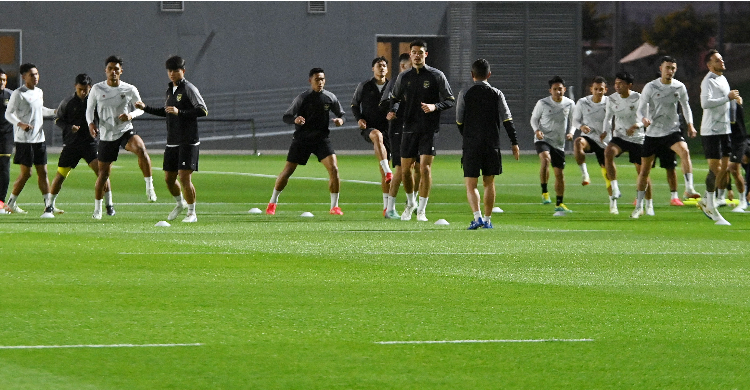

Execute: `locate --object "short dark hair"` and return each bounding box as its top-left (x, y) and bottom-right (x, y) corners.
top-left (471, 58), bottom-right (491, 79)
top-left (166, 55), bottom-right (186, 71)
top-left (309, 67), bottom-right (325, 78)
top-left (704, 49), bottom-right (720, 64)
top-left (75, 73), bottom-right (92, 86)
top-left (20, 63), bottom-right (36, 75)
top-left (592, 76), bottom-right (607, 85)
top-left (371, 56), bottom-right (388, 67)
top-left (410, 39), bottom-right (427, 51)
top-left (660, 56), bottom-right (677, 65)
top-left (548, 75), bottom-right (565, 87)
top-left (615, 72), bottom-right (634, 85)
top-left (398, 53), bottom-right (410, 63)
top-left (105, 55), bottom-right (123, 67)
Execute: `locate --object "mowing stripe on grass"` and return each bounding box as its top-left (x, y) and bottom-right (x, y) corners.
top-left (0, 343), bottom-right (203, 350)
top-left (375, 339), bottom-right (594, 345)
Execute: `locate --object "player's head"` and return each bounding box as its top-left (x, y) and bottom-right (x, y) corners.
top-left (659, 56), bottom-right (677, 81)
top-left (704, 49), bottom-right (725, 73)
top-left (590, 76), bottom-right (607, 99)
top-left (0, 67), bottom-right (6, 90)
top-left (398, 53), bottom-right (411, 73)
top-left (19, 63), bottom-right (39, 88)
top-left (470, 58), bottom-right (491, 81)
top-left (74, 73), bottom-right (93, 100)
top-left (409, 39), bottom-right (428, 68)
top-left (614, 71), bottom-right (634, 95)
top-left (165, 55), bottom-right (186, 83)
top-left (308, 67), bottom-right (325, 92)
top-left (105, 55), bottom-right (124, 83)
top-left (371, 56), bottom-right (388, 79)
top-left (548, 76), bottom-right (566, 101)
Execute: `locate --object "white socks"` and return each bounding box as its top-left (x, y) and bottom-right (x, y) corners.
top-left (104, 191), bottom-right (113, 206)
top-left (579, 163), bottom-right (588, 176)
top-left (611, 180), bottom-right (619, 195)
top-left (406, 192), bottom-right (416, 208)
top-left (187, 203), bottom-right (195, 214)
top-left (379, 159), bottom-right (392, 174)
top-left (382, 193), bottom-right (389, 209)
top-left (684, 173), bottom-right (694, 191)
top-left (94, 199), bottom-right (102, 213)
top-left (671, 191), bottom-right (679, 200)
top-left (7, 194), bottom-right (17, 207)
top-left (484, 215), bottom-right (491, 223)
top-left (473, 210), bottom-right (482, 221)
top-left (144, 176), bottom-right (154, 190)
top-left (330, 192), bottom-right (339, 208)
top-left (418, 197), bottom-right (428, 213)
top-left (386, 195), bottom-right (396, 212)
top-left (270, 189), bottom-right (282, 204)
top-left (49, 193), bottom-right (57, 208)
top-left (44, 193), bottom-right (52, 207)
top-left (636, 190), bottom-right (645, 209)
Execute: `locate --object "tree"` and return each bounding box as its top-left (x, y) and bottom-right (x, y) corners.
top-left (643, 5), bottom-right (715, 76)
top-left (582, 2), bottom-right (611, 47)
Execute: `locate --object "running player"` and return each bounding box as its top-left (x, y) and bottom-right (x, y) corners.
top-left (728, 99), bottom-right (748, 211)
top-left (572, 76), bottom-right (611, 198)
top-left (381, 53), bottom-right (412, 219)
top-left (0, 68), bottom-right (12, 214)
top-left (456, 58), bottom-right (519, 229)
top-left (351, 56), bottom-right (393, 216)
top-left (633, 56), bottom-right (699, 219)
top-left (603, 72), bottom-right (653, 215)
top-left (2, 63), bottom-right (56, 217)
top-left (50, 74), bottom-right (114, 216)
top-left (137, 56), bottom-right (207, 223)
top-left (87, 55), bottom-right (156, 219)
top-left (697, 49), bottom-right (740, 224)
top-left (530, 75), bottom-right (575, 213)
top-left (385, 39), bottom-right (455, 221)
top-left (264, 68), bottom-right (345, 216)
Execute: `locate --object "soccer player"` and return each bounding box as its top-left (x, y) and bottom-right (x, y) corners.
top-left (3, 63), bottom-right (56, 217)
top-left (0, 68), bottom-right (12, 214)
top-left (456, 58), bottom-right (519, 229)
top-left (728, 99), bottom-right (748, 211)
top-left (50, 74), bottom-right (114, 216)
top-left (264, 67), bottom-right (345, 216)
top-left (136, 56), bottom-right (207, 223)
top-left (351, 56), bottom-right (393, 216)
top-left (87, 55), bottom-right (156, 220)
top-left (697, 50), bottom-right (741, 224)
top-left (572, 77), bottom-right (610, 195)
top-left (530, 76), bottom-right (575, 212)
top-left (633, 56), bottom-right (699, 219)
top-left (385, 39), bottom-right (455, 221)
top-left (603, 72), bottom-right (652, 215)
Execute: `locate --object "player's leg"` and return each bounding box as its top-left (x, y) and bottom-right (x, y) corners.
top-left (671, 140), bottom-right (698, 198)
top-left (88, 159), bottom-right (114, 216)
top-left (125, 134), bottom-right (156, 202)
top-left (465, 176), bottom-right (483, 229)
top-left (553, 166), bottom-right (567, 210)
top-left (399, 132), bottom-right (419, 219)
top-left (416, 154), bottom-right (433, 221)
top-left (605, 142), bottom-right (622, 199)
top-left (715, 156), bottom-right (730, 206)
top-left (0, 132), bottom-right (12, 209)
top-left (178, 169), bottom-right (197, 222)
top-left (266, 161), bottom-right (297, 215)
top-left (93, 161), bottom-right (112, 220)
top-left (386, 165), bottom-right (403, 219)
top-left (320, 154), bottom-right (342, 215)
top-left (6, 163), bottom-right (32, 214)
top-left (729, 161), bottom-right (747, 211)
top-left (369, 128), bottom-right (393, 181)
top-left (482, 175), bottom-right (496, 228)
top-left (574, 137), bottom-right (591, 185)
top-left (538, 150), bottom-right (551, 204)
top-left (632, 155), bottom-right (655, 218)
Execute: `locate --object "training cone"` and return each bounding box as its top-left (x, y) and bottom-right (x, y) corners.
top-left (248, 208), bottom-right (262, 214)
top-left (492, 207), bottom-right (504, 213)
top-left (300, 212), bottom-right (314, 217)
top-left (434, 219), bottom-right (449, 225)
top-left (553, 211), bottom-right (567, 217)
top-left (155, 221), bottom-right (171, 227)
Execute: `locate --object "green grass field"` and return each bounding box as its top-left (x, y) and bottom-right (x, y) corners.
top-left (1, 153), bottom-right (749, 389)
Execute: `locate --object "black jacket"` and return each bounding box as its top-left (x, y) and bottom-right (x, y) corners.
top-left (143, 78), bottom-right (207, 145)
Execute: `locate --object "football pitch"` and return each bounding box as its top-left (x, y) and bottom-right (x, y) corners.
top-left (1, 153), bottom-right (749, 389)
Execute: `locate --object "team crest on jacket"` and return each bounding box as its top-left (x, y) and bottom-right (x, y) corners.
top-left (2, 99), bottom-right (7, 107)
top-left (176, 94), bottom-right (182, 102)
top-left (120, 94), bottom-right (126, 99)
top-left (423, 80), bottom-right (430, 89)
top-left (324, 104), bottom-right (330, 111)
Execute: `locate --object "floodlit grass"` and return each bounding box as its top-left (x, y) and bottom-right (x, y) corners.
top-left (1, 152), bottom-right (749, 389)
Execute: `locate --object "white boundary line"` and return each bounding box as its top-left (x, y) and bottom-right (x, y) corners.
top-left (0, 343), bottom-right (202, 350)
top-left (375, 338), bottom-right (594, 345)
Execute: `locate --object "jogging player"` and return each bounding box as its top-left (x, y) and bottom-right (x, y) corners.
top-left (264, 67), bottom-right (345, 216)
top-left (572, 76), bottom-right (611, 197)
top-left (728, 99), bottom-right (748, 211)
top-left (456, 58), bottom-right (519, 229)
top-left (0, 68), bottom-right (12, 213)
top-left (137, 56), bottom-right (207, 223)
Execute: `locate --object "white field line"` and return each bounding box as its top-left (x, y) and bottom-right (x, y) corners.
top-left (375, 338), bottom-right (594, 345)
top-left (118, 251), bottom-right (738, 256)
top-left (0, 343), bottom-right (202, 350)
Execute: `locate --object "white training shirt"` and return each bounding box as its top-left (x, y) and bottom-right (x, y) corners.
top-left (699, 71), bottom-right (732, 136)
top-left (603, 91), bottom-right (644, 145)
top-left (4, 86), bottom-right (56, 143)
top-left (86, 80), bottom-right (144, 141)
top-left (572, 95), bottom-right (609, 148)
top-left (637, 78), bottom-right (693, 138)
top-left (530, 96), bottom-right (575, 151)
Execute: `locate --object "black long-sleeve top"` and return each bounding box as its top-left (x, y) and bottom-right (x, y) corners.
top-left (456, 80), bottom-right (518, 149)
top-left (385, 64), bottom-right (455, 134)
top-left (730, 100), bottom-right (747, 144)
top-left (283, 89), bottom-right (345, 141)
top-left (55, 93), bottom-right (95, 146)
top-left (351, 78), bottom-right (390, 132)
top-left (1, 89), bottom-right (12, 134)
top-left (143, 78), bottom-right (207, 145)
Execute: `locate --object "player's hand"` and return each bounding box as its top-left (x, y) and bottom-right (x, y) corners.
top-left (386, 112), bottom-right (397, 121)
top-left (17, 122), bottom-right (31, 131)
top-left (642, 118), bottom-right (651, 128)
top-left (421, 103), bottom-right (436, 113)
top-left (511, 145), bottom-right (520, 160)
top-left (535, 130), bottom-right (544, 140)
top-left (118, 113), bottom-right (132, 122)
top-left (580, 125), bottom-right (591, 134)
top-left (626, 124), bottom-right (638, 136)
top-left (295, 116), bottom-right (305, 125)
top-left (134, 101), bottom-right (146, 109)
top-left (358, 119), bottom-right (367, 130)
top-left (333, 118), bottom-right (344, 127)
top-left (600, 132), bottom-right (607, 142)
top-left (71, 125), bottom-right (80, 133)
top-left (166, 106), bottom-right (179, 115)
top-left (89, 123), bottom-right (99, 138)
top-left (566, 133), bottom-right (573, 140)
top-left (729, 90), bottom-right (741, 101)
top-left (687, 123), bottom-right (697, 138)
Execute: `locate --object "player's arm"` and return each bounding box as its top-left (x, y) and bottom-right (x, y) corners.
top-left (283, 94), bottom-right (304, 125)
top-left (54, 97), bottom-right (74, 132)
top-left (602, 99), bottom-right (615, 139)
top-left (700, 79), bottom-right (731, 109)
top-left (498, 92), bottom-right (519, 152)
top-left (332, 96), bottom-right (345, 127)
top-left (350, 82), bottom-right (366, 129)
top-left (678, 86), bottom-right (696, 137)
top-left (531, 100), bottom-right (544, 139)
top-left (455, 90), bottom-right (465, 134)
top-left (176, 84), bottom-right (209, 119)
top-left (5, 91), bottom-right (30, 131)
top-left (434, 72), bottom-right (456, 111)
top-left (123, 87), bottom-right (144, 121)
top-left (384, 72), bottom-right (404, 115)
top-left (571, 99), bottom-right (585, 133)
top-left (86, 88), bottom-right (99, 137)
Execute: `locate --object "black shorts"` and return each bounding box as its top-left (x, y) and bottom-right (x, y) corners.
top-left (701, 134), bottom-right (732, 160)
top-left (0, 132), bottom-right (13, 155)
top-left (164, 144), bottom-right (199, 172)
top-left (535, 141), bottom-right (565, 169)
top-left (581, 136), bottom-right (606, 166)
top-left (463, 146), bottom-right (501, 177)
top-left (401, 131), bottom-right (436, 159)
top-left (642, 132), bottom-right (685, 159)
top-left (609, 137), bottom-right (643, 165)
top-left (98, 130), bottom-right (135, 163)
top-left (286, 137), bottom-right (335, 165)
top-left (656, 148), bottom-right (677, 169)
top-left (13, 142), bottom-right (47, 167)
top-left (58, 143), bottom-right (97, 169)
top-left (730, 138), bottom-right (750, 163)
top-left (389, 121), bottom-right (403, 167)
top-left (361, 127), bottom-right (390, 156)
